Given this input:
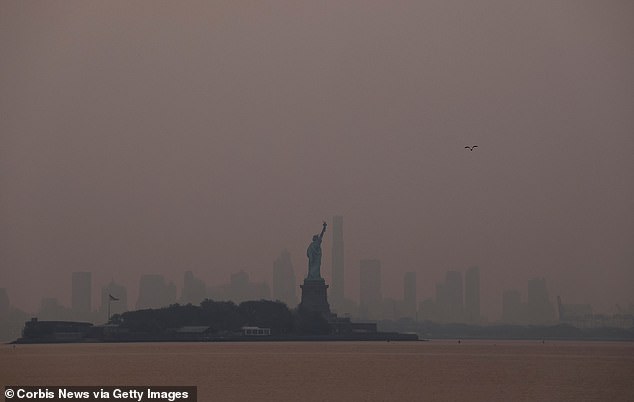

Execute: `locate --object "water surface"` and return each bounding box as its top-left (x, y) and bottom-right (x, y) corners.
top-left (2, 340), bottom-right (633, 401)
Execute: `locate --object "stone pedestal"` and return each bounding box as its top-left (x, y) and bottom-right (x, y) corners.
top-left (299, 279), bottom-right (331, 315)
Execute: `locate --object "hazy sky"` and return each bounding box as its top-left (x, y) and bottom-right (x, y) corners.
top-left (2, 1), bottom-right (633, 318)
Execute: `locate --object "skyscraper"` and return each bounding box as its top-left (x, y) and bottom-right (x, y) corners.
top-left (359, 259), bottom-right (382, 320)
top-left (465, 266), bottom-right (480, 323)
top-left (181, 271), bottom-right (207, 305)
top-left (435, 282), bottom-right (448, 322)
top-left (445, 270), bottom-right (463, 323)
top-left (403, 272), bottom-right (417, 319)
top-left (331, 215), bottom-right (344, 310)
top-left (39, 297), bottom-right (72, 321)
top-left (72, 272), bottom-right (92, 317)
top-left (0, 288), bottom-right (9, 316)
top-left (418, 298), bottom-right (436, 322)
top-left (273, 250), bottom-right (297, 306)
top-left (137, 274), bottom-right (176, 309)
top-left (527, 277), bottom-right (555, 325)
top-left (228, 270), bottom-right (270, 303)
top-left (502, 290), bottom-right (524, 324)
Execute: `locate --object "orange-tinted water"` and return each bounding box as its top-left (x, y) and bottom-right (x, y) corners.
top-left (2, 340), bottom-right (633, 401)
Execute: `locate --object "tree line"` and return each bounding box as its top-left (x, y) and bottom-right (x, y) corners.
top-left (113, 299), bottom-right (330, 335)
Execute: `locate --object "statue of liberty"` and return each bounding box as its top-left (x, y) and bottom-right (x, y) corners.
top-left (306, 221), bottom-right (327, 280)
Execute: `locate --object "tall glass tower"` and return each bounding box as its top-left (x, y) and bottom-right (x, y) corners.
top-left (331, 215), bottom-right (344, 310)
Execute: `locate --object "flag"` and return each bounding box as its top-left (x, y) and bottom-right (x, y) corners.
top-left (109, 294), bottom-right (119, 301)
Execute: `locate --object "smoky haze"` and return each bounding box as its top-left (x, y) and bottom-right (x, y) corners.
top-left (1, 1), bottom-right (633, 319)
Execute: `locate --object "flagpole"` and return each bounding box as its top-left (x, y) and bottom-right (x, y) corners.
top-left (107, 294), bottom-right (118, 323)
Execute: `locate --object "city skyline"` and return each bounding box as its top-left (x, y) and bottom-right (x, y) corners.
top-left (2, 254), bottom-right (632, 342)
top-left (2, 256), bottom-right (628, 322)
top-left (2, 1), bottom-right (633, 323)
top-left (2, 211), bottom-right (633, 320)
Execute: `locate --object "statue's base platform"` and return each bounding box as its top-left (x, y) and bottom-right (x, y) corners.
top-left (299, 279), bottom-right (330, 315)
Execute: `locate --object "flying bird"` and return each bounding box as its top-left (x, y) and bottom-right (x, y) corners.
top-left (465, 145), bottom-right (478, 151)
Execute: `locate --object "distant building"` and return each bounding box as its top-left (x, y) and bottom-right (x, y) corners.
top-left (418, 298), bottom-right (436, 322)
top-left (72, 272), bottom-right (92, 319)
top-left (359, 259), bottom-right (382, 320)
top-left (180, 271), bottom-right (207, 305)
top-left (39, 297), bottom-right (73, 321)
top-left (435, 282), bottom-right (448, 322)
top-left (272, 250), bottom-right (297, 307)
top-left (502, 290), bottom-right (524, 324)
top-left (527, 278), bottom-right (555, 325)
top-left (465, 266), bottom-right (480, 323)
top-left (445, 270), bottom-right (464, 323)
top-left (330, 215), bottom-right (345, 311)
top-left (137, 274), bottom-right (176, 309)
top-left (242, 326), bottom-right (271, 336)
top-left (208, 271), bottom-right (270, 303)
top-left (20, 318), bottom-right (92, 342)
top-left (334, 297), bottom-right (359, 319)
top-left (230, 271), bottom-right (270, 303)
top-left (0, 290), bottom-right (28, 342)
top-left (502, 281), bottom-right (569, 326)
top-left (0, 288), bottom-right (9, 316)
top-left (382, 297), bottom-right (403, 321)
top-left (557, 296), bottom-right (593, 327)
top-left (403, 272), bottom-right (417, 320)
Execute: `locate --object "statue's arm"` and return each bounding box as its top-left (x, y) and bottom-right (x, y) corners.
top-left (319, 221), bottom-right (327, 240)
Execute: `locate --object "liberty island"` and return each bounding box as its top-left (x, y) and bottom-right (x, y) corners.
top-left (13, 222), bottom-right (417, 343)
